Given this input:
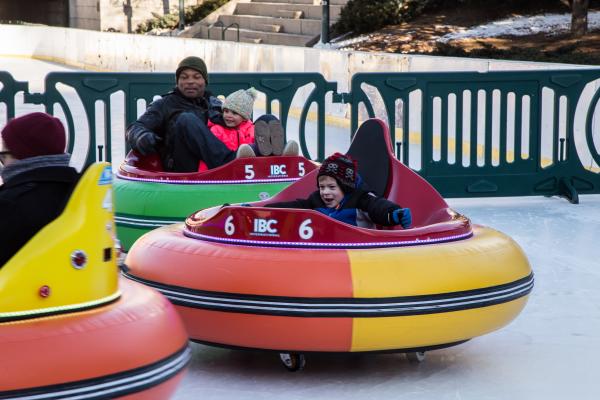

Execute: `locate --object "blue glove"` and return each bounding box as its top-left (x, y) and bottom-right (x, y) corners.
top-left (135, 131), bottom-right (157, 155)
top-left (392, 208), bottom-right (412, 229)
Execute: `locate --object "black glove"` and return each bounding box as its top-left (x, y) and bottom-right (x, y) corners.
top-left (208, 96), bottom-right (224, 123)
top-left (135, 131), bottom-right (157, 155)
top-left (209, 96), bottom-right (223, 110)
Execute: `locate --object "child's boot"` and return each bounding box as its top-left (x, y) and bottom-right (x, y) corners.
top-left (236, 144), bottom-right (256, 158)
top-left (254, 120), bottom-right (272, 156)
top-left (269, 120), bottom-right (285, 156)
top-left (282, 140), bottom-right (299, 156)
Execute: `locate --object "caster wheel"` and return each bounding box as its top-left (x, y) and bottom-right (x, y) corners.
top-left (406, 351), bottom-right (426, 363)
top-left (279, 353), bottom-right (306, 372)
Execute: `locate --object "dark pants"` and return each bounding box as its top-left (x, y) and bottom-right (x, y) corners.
top-left (168, 112), bottom-right (236, 172)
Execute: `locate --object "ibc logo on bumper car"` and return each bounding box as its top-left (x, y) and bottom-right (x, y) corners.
top-left (252, 218), bottom-right (279, 236)
top-left (269, 164), bottom-right (287, 177)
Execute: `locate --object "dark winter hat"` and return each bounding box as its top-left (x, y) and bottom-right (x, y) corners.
top-left (317, 152), bottom-right (358, 190)
top-left (223, 87), bottom-right (258, 120)
top-left (1, 112), bottom-right (66, 160)
top-left (176, 56), bottom-right (209, 83)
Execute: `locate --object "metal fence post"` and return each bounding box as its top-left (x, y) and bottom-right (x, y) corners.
top-left (321, 0), bottom-right (330, 44)
top-left (178, 0), bottom-right (185, 31)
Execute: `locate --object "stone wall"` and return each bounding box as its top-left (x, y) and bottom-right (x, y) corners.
top-left (96, 0), bottom-right (201, 33)
top-left (69, 0), bottom-right (100, 30)
top-left (0, 0), bottom-right (68, 26)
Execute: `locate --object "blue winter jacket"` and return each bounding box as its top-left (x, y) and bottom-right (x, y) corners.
top-left (267, 188), bottom-right (403, 227)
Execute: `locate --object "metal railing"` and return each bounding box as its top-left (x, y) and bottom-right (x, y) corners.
top-left (207, 20), bottom-right (224, 40)
top-left (207, 21), bottom-right (240, 42)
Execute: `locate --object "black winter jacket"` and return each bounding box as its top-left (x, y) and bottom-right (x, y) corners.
top-left (267, 188), bottom-right (402, 227)
top-left (125, 88), bottom-right (222, 169)
top-left (0, 166), bottom-right (79, 266)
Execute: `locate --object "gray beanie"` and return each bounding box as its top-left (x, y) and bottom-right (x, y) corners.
top-left (176, 56), bottom-right (209, 83)
top-left (223, 88), bottom-right (258, 120)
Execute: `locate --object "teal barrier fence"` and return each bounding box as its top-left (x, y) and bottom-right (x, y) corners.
top-left (348, 70), bottom-right (600, 203)
top-left (1, 69), bottom-right (599, 202)
top-left (25, 72), bottom-right (336, 166)
top-left (0, 71), bottom-right (28, 119)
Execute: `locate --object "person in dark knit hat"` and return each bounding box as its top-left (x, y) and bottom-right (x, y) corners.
top-left (267, 152), bottom-right (412, 228)
top-left (126, 56), bottom-right (248, 172)
top-left (176, 56), bottom-right (209, 84)
top-left (1, 112), bottom-right (79, 266)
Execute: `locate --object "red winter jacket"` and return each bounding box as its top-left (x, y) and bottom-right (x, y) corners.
top-left (199, 119), bottom-right (255, 171)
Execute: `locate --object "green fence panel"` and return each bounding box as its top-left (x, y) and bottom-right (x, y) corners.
top-left (349, 70), bottom-right (600, 203)
top-left (34, 72), bottom-right (336, 166)
top-left (2, 68), bottom-right (600, 201)
top-left (0, 71), bottom-right (28, 121)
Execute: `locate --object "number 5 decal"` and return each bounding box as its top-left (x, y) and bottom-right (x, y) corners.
top-left (298, 162), bottom-right (305, 177)
top-left (224, 215), bottom-right (235, 235)
top-left (245, 164), bottom-right (255, 180)
top-left (298, 219), bottom-right (313, 240)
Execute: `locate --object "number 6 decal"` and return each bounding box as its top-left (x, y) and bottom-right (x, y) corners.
top-left (224, 215), bottom-right (235, 235)
top-left (298, 219), bottom-right (313, 240)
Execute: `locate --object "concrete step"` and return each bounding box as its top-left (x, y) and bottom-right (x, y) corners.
top-left (251, 0), bottom-right (348, 5)
top-left (251, 0), bottom-right (315, 4)
top-left (235, 3), bottom-right (343, 20)
top-left (217, 26), bottom-right (314, 46)
top-left (210, 24), bottom-right (284, 34)
top-left (259, 23), bottom-right (283, 33)
top-left (219, 14), bottom-right (321, 36)
top-left (276, 9), bottom-right (305, 19)
top-left (181, 0), bottom-right (349, 44)
top-left (240, 36), bottom-right (263, 44)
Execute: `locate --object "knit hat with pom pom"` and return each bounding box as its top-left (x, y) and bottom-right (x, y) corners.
top-left (223, 87), bottom-right (258, 120)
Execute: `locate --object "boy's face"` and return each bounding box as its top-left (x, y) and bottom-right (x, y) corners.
top-left (177, 68), bottom-right (206, 99)
top-left (318, 175), bottom-right (344, 208)
top-left (223, 108), bottom-right (245, 128)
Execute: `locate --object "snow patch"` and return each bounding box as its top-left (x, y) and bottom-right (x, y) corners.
top-left (439, 11), bottom-right (600, 43)
top-left (322, 11), bottom-right (600, 50)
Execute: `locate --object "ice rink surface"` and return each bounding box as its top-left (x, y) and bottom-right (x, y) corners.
top-left (2, 57), bottom-right (599, 399)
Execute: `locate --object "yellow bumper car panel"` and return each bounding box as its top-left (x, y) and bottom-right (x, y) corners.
top-left (0, 163), bottom-right (120, 319)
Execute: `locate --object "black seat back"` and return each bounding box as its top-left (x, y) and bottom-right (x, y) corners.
top-left (346, 119), bottom-right (391, 196)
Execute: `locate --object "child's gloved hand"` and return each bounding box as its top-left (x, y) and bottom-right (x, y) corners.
top-left (392, 208), bottom-right (412, 229)
top-left (208, 96), bottom-right (224, 122)
top-left (135, 131), bottom-right (157, 155)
